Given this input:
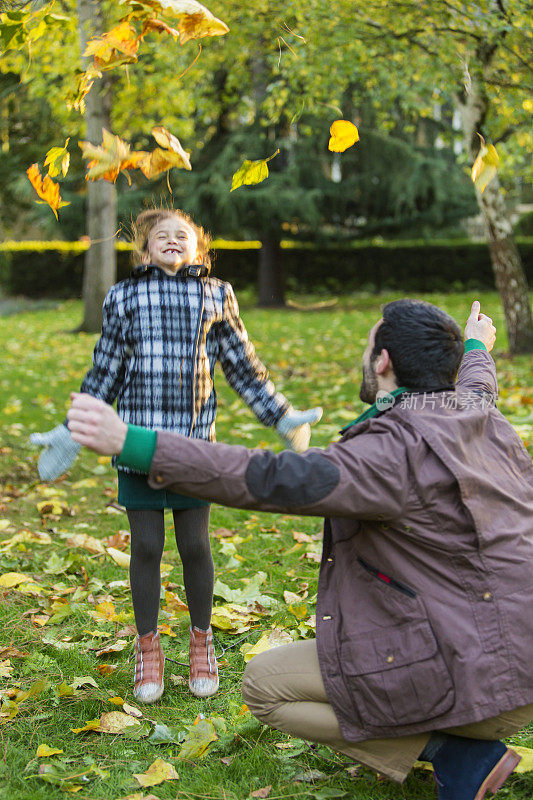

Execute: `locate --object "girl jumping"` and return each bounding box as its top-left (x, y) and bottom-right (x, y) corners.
top-left (31, 207), bottom-right (322, 703)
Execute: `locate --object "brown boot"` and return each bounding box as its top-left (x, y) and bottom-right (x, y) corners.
top-left (189, 625), bottom-right (219, 698)
top-left (133, 630), bottom-right (164, 704)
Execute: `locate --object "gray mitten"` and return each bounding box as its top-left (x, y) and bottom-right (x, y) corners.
top-left (275, 406), bottom-right (323, 453)
top-left (30, 424), bottom-right (81, 481)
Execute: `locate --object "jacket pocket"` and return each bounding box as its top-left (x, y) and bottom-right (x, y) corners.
top-left (340, 619), bottom-right (455, 728)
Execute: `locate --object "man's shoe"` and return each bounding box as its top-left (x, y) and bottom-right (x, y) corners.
top-left (432, 736), bottom-right (521, 800)
top-left (189, 625), bottom-right (219, 698)
top-left (133, 630), bottom-right (164, 704)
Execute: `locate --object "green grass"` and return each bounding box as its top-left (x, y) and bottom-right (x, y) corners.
top-left (0, 292), bottom-right (532, 800)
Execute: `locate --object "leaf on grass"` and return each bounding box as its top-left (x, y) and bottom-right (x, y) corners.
top-left (95, 639), bottom-right (128, 657)
top-left (0, 660), bottom-right (13, 678)
top-left (169, 673), bottom-right (188, 686)
top-left (0, 572), bottom-right (36, 588)
top-left (36, 744), bottom-right (63, 758)
top-left (328, 120), bottom-right (359, 153)
top-left (66, 533), bottom-right (105, 555)
top-left (251, 787), bottom-right (272, 798)
top-left (471, 134), bottom-right (499, 193)
top-left (163, 590), bottom-right (188, 615)
top-left (511, 745), bottom-right (533, 773)
top-left (44, 139), bottom-right (70, 178)
top-left (36, 499), bottom-right (69, 516)
top-left (240, 628), bottom-right (293, 662)
top-left (148, 721), bottom-right (187, 744)
top-left (178, 719), bottom-right (217, 759)
top-left (0, 530), bottom-right (52, 551)
top-left (56, 681), bottom-right (76, 697)
top-left (134, 758), bottom-right (179, 787)
top-left (71, 676), bottom-right (99, 689)
top-left (104, 530), bottom-right (131, 550)
top-left (97, 663), bottom-right (117, 675)
top-left (293, 769), bottom-right (327, 782)
top-left (230, 150), bottom-right (279, 192)
top-left (123, 702), bottom-right (143, 718)
top-left (107, 546), bottom-right (131, 568)
top-left (26, 164), bottom-right (69, 220)
top-left (158, 623), bottom-right (177, 637)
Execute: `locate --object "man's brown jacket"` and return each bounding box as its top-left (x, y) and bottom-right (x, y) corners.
top-left (141, 350), bottom-right (533, 742)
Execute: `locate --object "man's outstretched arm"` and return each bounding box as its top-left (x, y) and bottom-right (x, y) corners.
top-left (67, 394), bottom-right (408, 521)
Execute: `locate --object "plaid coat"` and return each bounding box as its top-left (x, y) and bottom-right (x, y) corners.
top-left (81, 266), bottom-right (289, 471)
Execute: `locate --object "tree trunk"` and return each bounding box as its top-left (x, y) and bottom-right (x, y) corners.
top-left (456, 62), bottom-right (533, 354)
top-left (76, 0), bottom-right (117, 333)
top-left (258, 234), bottom-right (285, 307)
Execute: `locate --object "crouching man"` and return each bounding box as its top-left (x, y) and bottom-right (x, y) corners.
top-left (67, 299), bottom-right (533, 800)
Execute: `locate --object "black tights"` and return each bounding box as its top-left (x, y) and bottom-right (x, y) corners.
top-left (127, 506), bottom-right (213, 636)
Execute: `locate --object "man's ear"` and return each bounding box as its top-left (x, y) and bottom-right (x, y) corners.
top-left (374, 349), bottom-right (392, 375)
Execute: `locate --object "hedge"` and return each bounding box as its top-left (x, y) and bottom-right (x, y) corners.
top-left (0, 238), bottom-right (532, 297)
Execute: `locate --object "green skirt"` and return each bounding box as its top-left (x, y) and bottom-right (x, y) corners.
top-left (117, 471), bottom-right (209, 511)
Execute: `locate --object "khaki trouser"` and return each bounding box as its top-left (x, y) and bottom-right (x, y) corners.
top-left (241, 639), bottom-right (533, 784)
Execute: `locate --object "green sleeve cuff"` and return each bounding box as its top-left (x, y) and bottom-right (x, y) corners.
top-left (117, 425), bottom-right (157, 473)
top-left (464, 338), bottom-right (487, 353)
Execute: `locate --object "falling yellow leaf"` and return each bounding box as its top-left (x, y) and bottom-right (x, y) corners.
top-left (134, 758), bottom-right (179, 787)
top-left (231, 150), bottom-right (280, 192)
top-left (240, 628), bottom-right (293, 662)
top-left (328, 119), bottom-right (359, 153)
top-left (44, 139), bottom-right (70, 178)
top-left (36, 744), bottom-right (63, 757)
top-left (26, 164), bottom-right (69, 219)
top-left (84, 20), bottom-right (140, 69)
top-left (0, 572), bottom-right (36, 588)
top-left (149, 0), bottom-right (229, 44)
top-left (106, 546), bottom-right (131, 568)
top-left (471, 134), bottom-right (499, 193)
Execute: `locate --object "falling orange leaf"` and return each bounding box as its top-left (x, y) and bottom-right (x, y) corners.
top-left (328, 119), bottom-right (359, 153)
top-left (26, 164), bottom-right (69, 219)
top-left (79, 129), bottom-right (148, 183)
top-left (84, 20), bottom-right (140, 69)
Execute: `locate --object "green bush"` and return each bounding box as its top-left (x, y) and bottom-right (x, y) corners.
top-left (0, 238), bottom-right (531, 297)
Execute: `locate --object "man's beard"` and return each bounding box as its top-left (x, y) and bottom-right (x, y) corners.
top-left (359, 361), bottom-right (378, 404)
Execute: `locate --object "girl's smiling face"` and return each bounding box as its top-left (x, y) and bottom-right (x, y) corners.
top-left (144, 216), bottom-right (200, 273)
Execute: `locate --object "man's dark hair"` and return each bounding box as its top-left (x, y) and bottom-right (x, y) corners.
top-left (372, 299), bottom-right (464, 391)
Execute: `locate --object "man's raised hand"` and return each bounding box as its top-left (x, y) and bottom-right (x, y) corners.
top-left (464, 300), bottom-right (496, 352)
top-left (67, 393), bottom-right (128, 456)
